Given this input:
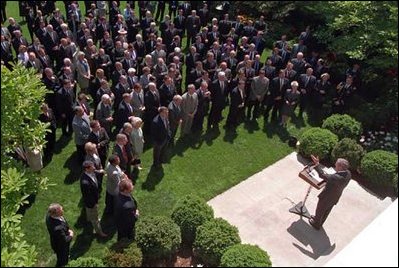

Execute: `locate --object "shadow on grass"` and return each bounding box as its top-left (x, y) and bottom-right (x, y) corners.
top-left (243, 118), bottom-right (260, 134)
top-left (64, 151), bottom-right (81, 184)
top-left (70, 207), bottom-right (94, 259)
top-left (141, 165), bottom-right (164, 191)
top-left (263, 120), bottom-right (291, 143)
top-left (203, 126), bottom-right (221, 146)
top-left (223, 127), bottom-right (238, 144)
top-left (53, 134), bottom-right (72, 154)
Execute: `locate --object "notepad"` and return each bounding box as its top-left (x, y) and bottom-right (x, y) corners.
top-left (309, 169), bottom-right (324, 184)
top-left (322, 167), bottom-right (336, 175)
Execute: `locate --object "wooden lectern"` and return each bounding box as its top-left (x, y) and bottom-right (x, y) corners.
top-left (289, 165), bottom-right (327, 218)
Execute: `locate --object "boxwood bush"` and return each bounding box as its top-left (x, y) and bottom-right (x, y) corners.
top-left (66, 257), bottom-right (105, 267)
top-left (102, 239), bottom-right (143, 267)
top-left (331, 138), bottom-right (365, 170)
top-left (136, 216), bottom-right (181, 260)
top-left (171, 195), bottom-right (214, 245)
top-left (220, 244), bottom-right (272, 267)
top-left (322, 114), bottom-right (362, 140)
top-left (193, 218), bottom-right (241, 267)
top-left (360, 150), bottom-right (398, 186)
top-left (298, 127), bottom-right (338, 160)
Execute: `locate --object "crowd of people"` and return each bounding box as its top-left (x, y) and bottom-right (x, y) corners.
top-left (1, 1), bottom-right (361, 266)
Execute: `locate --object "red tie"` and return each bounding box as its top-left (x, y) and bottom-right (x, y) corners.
top-left (122, 145), bottom-right (128, 163)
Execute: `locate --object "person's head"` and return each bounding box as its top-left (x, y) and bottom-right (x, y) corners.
top-left (291, 81), bottom-right (299, 90)
top-left (278, 69), bottom-right (285, 78)
top-left (119, 178), bottom-right (133, 194)
top-left (297, 52), bottom-right (304, 60)
top-left (122, 92), bottom-right (131, 103)
top-left (133, 83), bottom-right (142, 93)
top-left (259, 69), bottom-right (265, 78)
top-left (48, 203), bottom-right (64, 217)
top-left (28, 52), bottom-right (36, 61)
top-left (90, 120), bottom-right (101, 132)
top-left (346, 75), bottom-right (353, 85)
top-left (159, 106), bottom-right (169, 118)
top-left (119, 75), bottom-right (127, 85)
top-left (83, 160), bottom-right (95, 172)
top-left (200, 81), bottom-right (208, 91)
top-left (321, 73), bottom-right (330, 82)
top-left (75, 106), bottom-right (84, 117)
top-left (335, 158), bottom-right (350, 171)
top-left (187, 84), bottom-right (196, 94)
top-left (128, 68), bottom-right (136, 77)
top-left (218, 71), bottom-right (226, 82)
top-left (108, 154), bottom-right (120, 166)
top-left (122, 122), bottom-right (133, 134)
top-left (116, 133), bottom-right (128, 145)
top-left (41, 103), bottom-right (49, 113)
top-left (44, 67), bottom-right (53, 78)
top-left (306, 67), bottom-right (313, 76)
top-left (63, 79), bottom-right (72, 90)
top-left (101, 93), bottom-right (111, 105)
top-left (84, 142), bottom-right (96, 155)
top-left (148, 82), bottom-right (156, 92)
top-left (131, 117), bottom-right (143, 128)
top-left (173, 94), bottom-right (183, 106)
top-left (78, 93), bottom-right (88, 102)
top-left (238, 79), bottom-right (246, 90)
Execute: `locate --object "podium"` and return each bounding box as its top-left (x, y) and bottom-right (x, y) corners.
top-left (289, 166), bottom-right (327, 218)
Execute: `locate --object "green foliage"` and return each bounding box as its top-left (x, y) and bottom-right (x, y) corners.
top-left (136, 216), bottom-right (181, 260)
top-left (299, 127), bottom-right (338, 160)
top-left (332, 138), bottom-right (366, 170)
top-left (193, 218), bottom-right (241, 267)
top-left (103, 240), bottom-right (143, 267)
top-left (360, 150), bottom-right (398, 186)
top-left (220, 244), bottom-right (272, 267)
top-left (313, 1), bottom-right (398, 73)
top-left (1, 168), bottom-right (38, 267)
top-left (171, 195), bottom-right (214, 245)
top-left (322, 114), bottom-right (363, 140)
top-left (66, 257), bottom-right (105, 267)
top-left (1, 63), bottom-right (49, 156)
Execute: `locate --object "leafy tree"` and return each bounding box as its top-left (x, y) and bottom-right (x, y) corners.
top-left (313, 1), bottom-right (398, 80)
top-left (1, 64), bottom-right (50, 266)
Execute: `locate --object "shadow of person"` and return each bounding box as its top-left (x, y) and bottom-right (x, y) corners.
top-left (63, 151), bottom-right (82, 184)
top-left (243, 119), bottom-right (260, 134)
top-left (141, 165), bottom-right (164, 191)
top-left (203, 126), bottom-right (221, 146)
top-left (223, 127), bottom-right (238, 144)
top-left (263, 120), bottom-right (291, 142)
top-left (287, 218), bottom-right (336, 260)
top-left (53, 134), bottom-right (72, 154)
top-left (70, 207), bottom-right (94, 259)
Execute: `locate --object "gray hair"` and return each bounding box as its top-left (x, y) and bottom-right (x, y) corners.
top-left (336, 158), bottom-right (350, 170)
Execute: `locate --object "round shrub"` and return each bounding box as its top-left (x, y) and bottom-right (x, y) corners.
top-left (331, 138), bottom-right (365, 170)
top-left (171, 195), bottom-right (214, 245)
top-left (193, 218), bottom-right (241, 266)
top-left (220, 244), bottom-right (272, 267)
top-left (136, 216), bottom-right (181, 260)
top-left (298, 127), bottom-right (338, 160)
top-left (322, 114), bottom-right (362, 140)
top-left (103, 241), bottom-right (143, 267)
top-left (66, 257), bottom-right (105, 267)
top-left (360, 150), bottom-right (398, 186)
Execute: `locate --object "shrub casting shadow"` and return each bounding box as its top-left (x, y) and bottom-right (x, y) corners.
top-left (287, 218), bottom-right (336, 260)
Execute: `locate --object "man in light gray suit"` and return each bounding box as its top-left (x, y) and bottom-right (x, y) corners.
top-left (96, 94), bottom-right (113, 136)
top-left (247, 69), bottom-right (269, 120)
top-left (181, 84), bottom-right (198, 136)
top-left (73, 106), bottom-right (91, 164)
top-left (131, 83), bottom-right (145, 118)
top-left (168, 95), bottom-right (183, 143)
top-left (104, 154), bottom-right (124, 215)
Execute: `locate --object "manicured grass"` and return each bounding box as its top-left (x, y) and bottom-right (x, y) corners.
top-left (5, 1), bottom-right (313, 266)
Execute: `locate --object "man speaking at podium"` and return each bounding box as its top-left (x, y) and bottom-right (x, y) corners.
top-left (308, 155), bottom-right (351, 230)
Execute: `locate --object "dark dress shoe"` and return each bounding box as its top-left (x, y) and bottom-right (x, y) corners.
top-left (308, 218), bottom-right (321, 230)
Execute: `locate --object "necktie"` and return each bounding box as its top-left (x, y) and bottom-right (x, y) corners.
top-left (138, 93), bottom-right (143, 104)
top-left (280, 79), bottom-right (283, 90)
top-left (122, 145), bottom-right (128, 162)
top-left (305, 76), bottom-right (310, 87)
top-left (220, 82), bottom-right (224, 93)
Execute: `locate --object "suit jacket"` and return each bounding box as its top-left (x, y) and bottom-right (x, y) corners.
top-left (11, 36), bottom-right (28, 54)
top-left (76, 60), bottom-right (91, 89)
top-left (210, 80), bottom-right (229, 109)
top-left (299, 74), bottom-right (317, 95)
top-left (87, 128), bottom-right (110, 158)
top-left (144, 90), bottom-right (161, 121)
top-left (168, 101), bottom-right (183, 131)
top-left (115, 193), bottom-right (138, 235)
top-left (159, 83), bottom-right (176, 107)
top-left (80, 172), bottom-right (99, 208)
top-left (46, 215), bottom-right (72, 253)
top-left (249, 76), bottom-right (269, 101)
top-left (315, 165), bottom-right (351, 205)
top-left (131, 90), bottom-right (145, 116)
top-left (230, 87), bottom-right (245, 110)
top-left (151, 114), bottom-right (171, 145)
top-left (270, 77), bottom-right (289, 99)
top-left (186, 15), bottom-right (201, 35)
top-left (115, 101), bottom-right (134, 130)
top-left (72, 115), bottom-right (91, 145)
top-left (113, 143), bottom-right (133, 171)
top-left (95, 102), bottom-right (113, 130)
top-left (43, 31), bottom-right (59, 52)
top-left (55, 88), bottom-right (75, 117)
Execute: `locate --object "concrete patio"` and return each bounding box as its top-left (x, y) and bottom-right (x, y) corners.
top-left (208, 152), bottom-right (394, 267)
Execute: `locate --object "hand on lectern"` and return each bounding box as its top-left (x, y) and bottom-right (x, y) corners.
top-left (311, 155), bottom-right (320, 165)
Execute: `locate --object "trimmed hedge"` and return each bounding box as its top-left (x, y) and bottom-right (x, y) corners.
top-left (331, 138), bottom-right (365, 170)
top-left (221, 244), bottom-right (272, 267)
top-left (136, 216), bottom-right (181, 260)
top-left (171, 195), bottom-right (214, 245)
top-left (322, 114), bottom-right (362, 140)
top-left (66, 257), bottom-right (105, 267)
top-left (360, 150), bottom-right (398, 186)
top-left (193, 218), bottom-right (241, 267)
top-left (102, 240), bottom-right (143, 267)
top-left (299, 127), bottom-right (338, 160)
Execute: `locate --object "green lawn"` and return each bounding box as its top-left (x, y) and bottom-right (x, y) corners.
top-left (4, 1), bottom-right (314, 266)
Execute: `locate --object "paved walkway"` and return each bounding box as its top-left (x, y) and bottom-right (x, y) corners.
top-left (208, 152), bottom-right (393, 267)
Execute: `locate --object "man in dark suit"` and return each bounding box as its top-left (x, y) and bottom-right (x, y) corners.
top-left (226, 80), bottom-right (246, 128)
top-left (46, 203), bottom-right (74, 267)
top-left (309, 155), bottom-right (351, 230)
top-left (186, 10), bottom-right (201, 48)
top-left (298, 67), bottom-right (316, 116)
top-left (151, 107), bottom-right (171, 168)
top-left (115, 178), bottom-right (139, 241)
top-left (115, 93), bottom-right (134, 132)
top-left (39, 103), bottom-right (57, 162)
top-left (173, 9), bottom-right (186, 38)
top-left (265, 70), bottom-right (289, 121)
top-left (208, 72), bottom-right (228, 129)
top-left (56, 79), bottom-right (75, 136)
top-left (80, 161), bottom-right (107, 237)
top-left (88, 120), bottom-right (110, 168)
top-left (144, 82), bottom-right (161, 135)
top-left (168, 95), bottom-right (183, 143)
top-left (113, 133), bottom-right (133, 176)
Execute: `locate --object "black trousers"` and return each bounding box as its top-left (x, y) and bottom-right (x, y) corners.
top-left (104, 192), bottom-right (115, 215)
top-left (153, 140), bottom-right (168, 166)
top-left (76, 144), bottom-right (85, 165)
top-left (247, 99), bottom-right (262, 119)
top-left (265, 99), bottom-right (283, 120)
top-left (117, 221), bottom-right (136, 241)
top-left (55, 246), bottom-right (69, 267)
top-left (61, 114), bottom-right (73, 135)
top-left (312, 199), bottom-right (335, 228)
